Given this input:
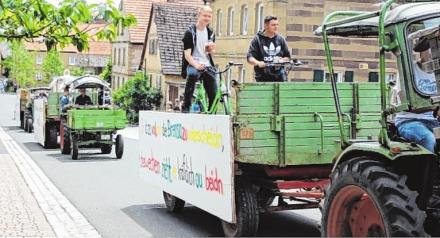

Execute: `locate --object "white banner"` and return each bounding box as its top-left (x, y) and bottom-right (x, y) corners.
top-left (138, 111), bottom-right (234, 223)
top-left (33, 98), bottom-right (46, 146)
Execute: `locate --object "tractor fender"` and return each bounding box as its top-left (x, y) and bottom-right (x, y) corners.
top-left (333, 141), bottom-right (435, 171)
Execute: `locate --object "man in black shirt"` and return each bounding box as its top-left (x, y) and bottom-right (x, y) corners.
top-left (75, 88), bottom-right (92, 105)
top-left (247, 16), bottom-right (291, 82)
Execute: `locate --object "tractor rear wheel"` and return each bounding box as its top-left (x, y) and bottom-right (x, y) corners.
top-left (101, 144), bottom-right (112, 154)
top-left (221, 179), bottom-right (259, 237)
top-left (60, 123), bottom-right (71, 154)
top-left (321, 157), bottom-right (427, 237)
top-left (71, 136), bottom-right (78, 160)
top-left (26, 118), bottom-right (33, 133)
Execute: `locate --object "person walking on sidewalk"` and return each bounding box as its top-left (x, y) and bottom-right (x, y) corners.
top-left (181, 5), bottom-right (216, 113)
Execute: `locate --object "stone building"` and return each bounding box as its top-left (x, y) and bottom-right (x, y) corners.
top-left (210, 0), bottom-right (398, 83)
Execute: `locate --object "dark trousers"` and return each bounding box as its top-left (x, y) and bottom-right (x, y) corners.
top-left (255, 68), bottom-right (287, 82)
top-left (182, 66), bottom-right (217, 111)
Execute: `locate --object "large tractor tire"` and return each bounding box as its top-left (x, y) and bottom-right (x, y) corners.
top-left (60, 123), bottom-right (71, 154)
top-left (321, 157), bottom-right (427, 237)
top-left (101, 144), bottom-right (112, 154)
top-left (115, 134), bottom-right (124, 159)
top-left (163, 192), bottom-right (185, 213)
top-left (20, 111), bottom-right (24, 129)
top-left (71, 136), bottom-right (79, 160)
top-left (221, 179), bottom-right (259, 237)
top-left (26, 118), bottom-right (33, 133)
top-left (44, 124), bottom-right (58, 149)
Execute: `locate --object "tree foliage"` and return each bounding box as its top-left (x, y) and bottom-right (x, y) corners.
top-left (42, 48), bottom-right (64, 82)
top-left (2, 41), bottom-right (35, 87)
top-left (100, 59), bottom-right (112, 83)
top-left (0, 0), bottom-right (136, 51)
top-left (113, 72), bottom-right (162, 123)
top-left (70, 66), bottom-right (85, 76)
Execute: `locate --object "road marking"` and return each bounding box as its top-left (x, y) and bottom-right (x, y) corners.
top-left (0, 127), bottom-right (101, 237)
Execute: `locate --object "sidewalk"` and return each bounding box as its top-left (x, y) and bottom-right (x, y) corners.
top-left (0, 127), bottom-right (101, 237)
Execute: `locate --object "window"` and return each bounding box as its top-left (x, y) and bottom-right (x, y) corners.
top-left (156, 74), bottom-right (162, 90)
top-left (227, 7), bottom-right (234, 36)
top-left (68, 56), bottom-right (76, 66)
top-left (255, 2), bottom-right (264, 33)
top-left (120, 23), bottom-right (124, 36)
top-left (325, 72), bottom-right (343, 82)
top-left (216, 9), bottom-right (223, 36)
top-left (240, 67), bottom-right (246, 83)
top-left (113, 48), bottom-right (116, 64)
top-left (369, 72), bottom-right (379, 82)
top-left (313, 70), bottom-right (324, 82)
top-left (240, 5), bottom-right (248, 35)
top-left (36, 55), bottom-right (43, 65)
top-left (122, 48), bottom-right (126, 66)
top-left (149, 39), bottom-right (158, 55)
top-left (118, 48), bottom-right (121, 66)
top-left (35, 72), bottom-right (42, 81)
top-left (345, 71), bottom-right (354, 82)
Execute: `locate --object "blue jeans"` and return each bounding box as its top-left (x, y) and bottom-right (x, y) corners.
top-left (182, 66), bottom-right (217, 112)
top-left (398, 120), bottom-right (438, 153)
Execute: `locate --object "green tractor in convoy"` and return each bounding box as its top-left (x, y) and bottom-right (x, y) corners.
top-left (33, 75), bottom-right (75, 148)
top-left (59, 75), bottom-right (126, 160)
top-left (138, 1), bottom-right (440, 236)
top-left (316, 0), bottom-right (440, 236)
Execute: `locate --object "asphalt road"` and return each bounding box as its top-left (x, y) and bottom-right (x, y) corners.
top-left (0, 94), bottom-right (321, 237)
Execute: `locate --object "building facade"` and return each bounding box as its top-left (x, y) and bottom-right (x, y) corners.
top-left (210, 0), bottom-right (398, 83)
top-left (143, 1), bottom-right (204, 107)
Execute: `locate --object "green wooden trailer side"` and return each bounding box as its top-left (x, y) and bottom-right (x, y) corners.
top-left (67, 109), bottom-right (127, 130)
top-left (233, 82), bottom-right (383, 166)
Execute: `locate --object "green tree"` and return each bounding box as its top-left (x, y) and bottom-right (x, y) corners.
top-left (113, 72), bottom-right (162, 123)
top-left (70, 67), bottom-right (85, 76)
top-left (100, 60), bottom-right (112, 83)
top-left (0, 0), bottom-right (136, 51)
top-left (42, 49), bottom-right (64, 82)
top-left (2, 41), bottom-right (35, 87)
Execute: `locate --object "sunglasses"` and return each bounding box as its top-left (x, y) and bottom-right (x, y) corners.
top-left (264, 16), bottom-right (278, 23)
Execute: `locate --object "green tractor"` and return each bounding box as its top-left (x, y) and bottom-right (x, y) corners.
top-left (23, 87), bottom-right (51, 133)
top-left (59, 75), bottom-right (126, 160)
top-left (315, 1), bottom-right (440, 236)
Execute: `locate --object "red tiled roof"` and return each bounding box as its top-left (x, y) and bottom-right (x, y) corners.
top-left (123, 0), bottom-right (165, 43)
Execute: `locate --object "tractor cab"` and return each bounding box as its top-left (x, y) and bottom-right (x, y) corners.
top-left (316, 1), bottom-right (440, 150)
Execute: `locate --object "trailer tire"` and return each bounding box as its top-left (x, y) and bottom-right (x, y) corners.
top-left (60, 124), bottom-right (71, 154)
top-left (44, 124), bottom-right (57, 149)
top-left (163, 192), bottom-right (185, 213)
top-left (26, 118), bottom-right (33, 133)
top-left (222, 179), bottom-right (259, 237)
top-left (115, 134), bottom-right (123, 159)
top-left (321, 157), bottom-right (427, 237)
top-left (71, 136), bottom-right (78, 160)
top-left (101, 144), bottom-right (112, 154)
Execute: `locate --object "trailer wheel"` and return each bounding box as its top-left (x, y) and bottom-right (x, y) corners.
top-left (60, 123), bottom-right (71, 154)
top-left (222, 179), bottom-right (259, 237)
top-left (163, 192), bottom-right (185, 213)
top-left (71, 136), bottom-right (78, 160)
top-left (101, 144), bottom-right (112, 154)
top-left (44, 124), bottom-right (58, 148)
top-left (115, 134), bottom-right (124, 159)
top-left (26, 118), bottom-right (33, 133)
top-left (321, 157), bottom-right (427, 237)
